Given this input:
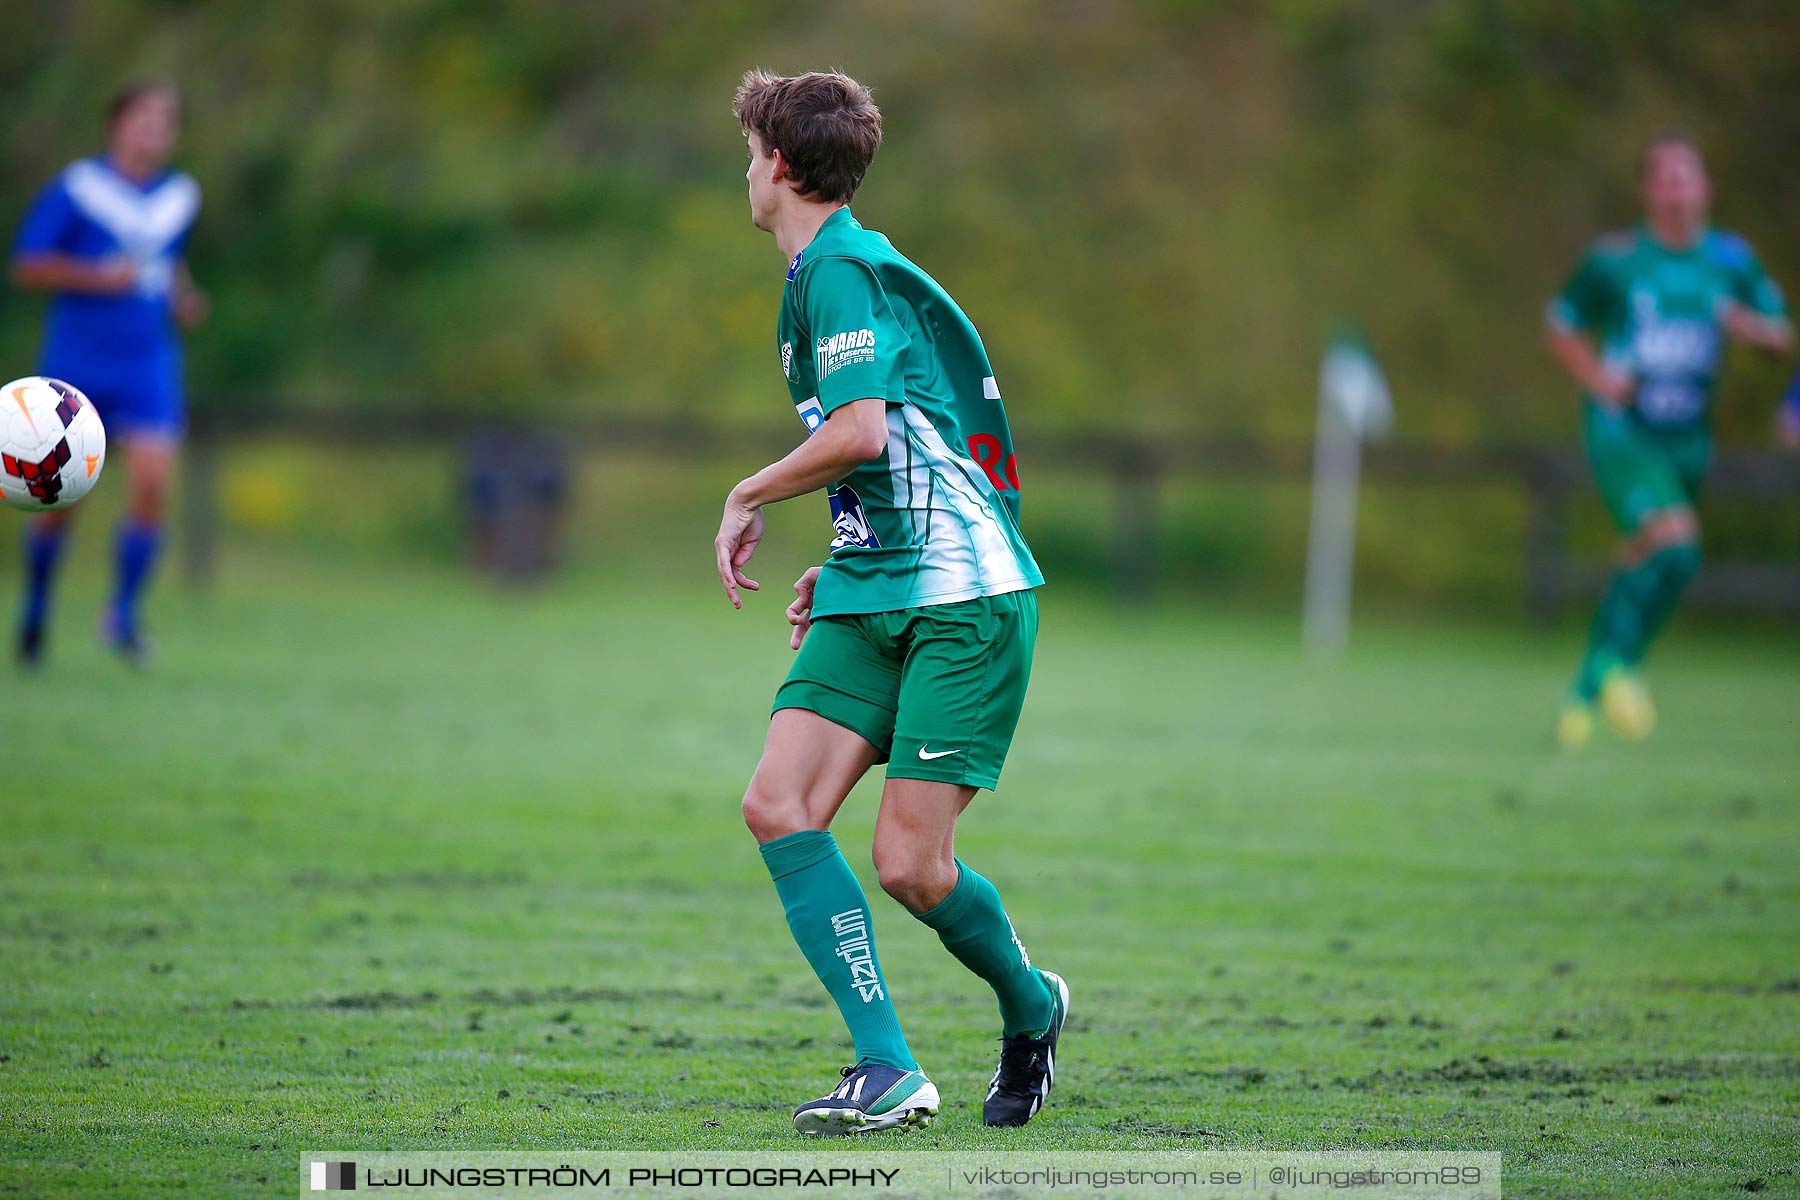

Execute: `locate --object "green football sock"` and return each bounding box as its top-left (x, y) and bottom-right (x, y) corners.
top-left (913, 860), bottom-right (1053, 1038)
top-left (1573, 556), bottom-right (1661, 700)
top-left (1623, 542), bottom-right (1701, 665)
top-left (759, 830), bottom-right (916, 1071)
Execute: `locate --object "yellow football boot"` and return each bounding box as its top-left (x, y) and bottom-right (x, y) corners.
top-left (1599, 667), bottom-right (1655, 741)
top-left (1556, 701), bottom-right (1595, 751)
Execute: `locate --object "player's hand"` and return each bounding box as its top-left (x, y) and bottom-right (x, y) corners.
top-left (1591, 367), bottom-right (1635, 411)
top-left (786, 566), bottom-right (822, 650)
top-left (1778, 407), bottom-right (1800, 451)
top-left (1720, 300), bottom-right (1792, 354)
top-left (94, 257), bottom-right (137, 294)
top-left (714, 489), bottom-right (764, 609)
top-left (175, 285), bottom-right (211, 328)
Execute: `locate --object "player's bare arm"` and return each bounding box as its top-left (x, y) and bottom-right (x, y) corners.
top-left (10, 253), bottom-right (136, 296)
top-left (713, 395), bottom-right (887, 608)
top-left (174, 261), bottom-right (210, 328)
top-left (1544, 322), bottom-right (1633, 408)
top-left (1718, 298), bottom-right (1794, 355)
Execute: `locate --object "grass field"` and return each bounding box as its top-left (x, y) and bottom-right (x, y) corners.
top-left (2, 548), bottom-right (1798, 1198)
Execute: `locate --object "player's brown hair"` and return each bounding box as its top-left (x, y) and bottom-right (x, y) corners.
top-left (733, 69), bottom-right (882, 205)
top-left (106, 79), bottom-right (178, 129)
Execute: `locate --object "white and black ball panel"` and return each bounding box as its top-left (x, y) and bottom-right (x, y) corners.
top-left (0, 376), bottom-right (107, 512)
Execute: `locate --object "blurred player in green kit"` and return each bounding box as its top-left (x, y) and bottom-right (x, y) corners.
top-left (711, 71), bottom-right (1065, 1135)
top-left (1546, 133), bottom-right (1792, 749)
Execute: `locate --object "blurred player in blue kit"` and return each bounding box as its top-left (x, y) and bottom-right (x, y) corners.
top-left (11, 81), bottom-right (207, 669)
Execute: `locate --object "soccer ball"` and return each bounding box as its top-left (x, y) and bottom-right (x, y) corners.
top-left (0, 376), bottom-right (107, 512)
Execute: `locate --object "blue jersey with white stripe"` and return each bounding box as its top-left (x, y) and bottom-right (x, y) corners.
top-left (13, 156), bottom-right (201, 366)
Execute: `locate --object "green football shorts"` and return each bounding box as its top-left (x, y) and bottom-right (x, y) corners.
top-left (772, 589), bottom-right (1038, 791)
top-left (1583, 404), bottom-right (1711, 534)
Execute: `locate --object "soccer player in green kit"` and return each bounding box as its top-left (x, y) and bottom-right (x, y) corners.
top-left (712, 70), bottom-right (1066, 1135)
top-left (1547, 132), bottom-right (1792, 748)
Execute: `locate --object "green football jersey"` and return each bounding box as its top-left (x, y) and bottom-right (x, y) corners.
top-left (775, 208), bottom-right (1043, 618)
top-left (1547, 225), bottom-right (1787, 428)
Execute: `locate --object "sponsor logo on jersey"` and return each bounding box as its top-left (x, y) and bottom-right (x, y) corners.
top-left (1623, 283), bottom-right (1720, 425)
top-left (780, 340), bottom-right (794, 380)
top-left (967, 433), bottom-right (1021, 491)
top-left (1630, 317), bottom-right (1717, 376)
top-left (795, 396), bottom-right (824, 434)
top-left (830, 909), bottom-right (885, 1002)
top-left (816, 328), bottom-right (876, 381)
top-left (829, 483), bottom-right (880, 550)
top-left (787, 250), bottom-right (803, 281)
top-left (1636, 378), bottom-right (1707, 424)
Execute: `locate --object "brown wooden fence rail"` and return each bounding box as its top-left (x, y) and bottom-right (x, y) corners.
top-left (181, 411), bottom-right (1800, 616)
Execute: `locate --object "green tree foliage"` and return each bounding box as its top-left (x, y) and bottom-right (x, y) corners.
top-left (1, 0), bottom-right (1794, 441)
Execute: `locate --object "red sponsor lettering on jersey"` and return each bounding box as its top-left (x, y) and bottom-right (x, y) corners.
top-left (966, 434), bottom-right (1020, 492)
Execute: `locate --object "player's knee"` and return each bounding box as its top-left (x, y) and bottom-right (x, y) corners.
top-left (1645, 508), bottom-right (1698, 547)
top-left (740, 780), bottom-right (781, 838)
top-left (741, 777), bottom-right (808, 842)
top-left (1625, 510), bottom-right (1697, 567)
top-left (128, 477), bottom-right (170, 522)
top-left (1642, 512), bottom-right (1700, 573)
top-left (874, 858), bottom-right (927, 910)
top-left (872, 844), bottom-right (953, 912)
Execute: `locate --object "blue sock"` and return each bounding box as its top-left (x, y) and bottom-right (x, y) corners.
top-left (21, 523), bottom-right (68, 633)
top-left (111, 520), bottom-right (163, 642)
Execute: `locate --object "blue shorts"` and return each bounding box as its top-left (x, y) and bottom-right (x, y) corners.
top-left (38, 352), bottom-right (185, 441)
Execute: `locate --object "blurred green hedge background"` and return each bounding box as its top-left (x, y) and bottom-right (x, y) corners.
top-left (2, 1), bottom-right (1797, 609)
